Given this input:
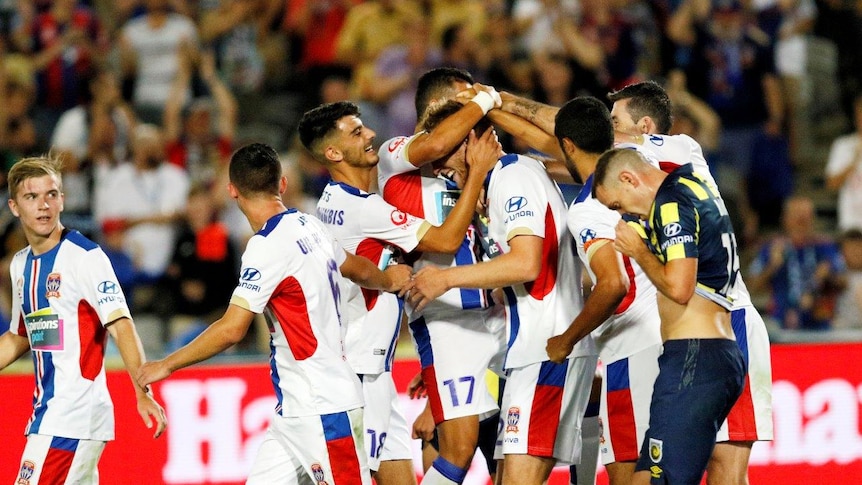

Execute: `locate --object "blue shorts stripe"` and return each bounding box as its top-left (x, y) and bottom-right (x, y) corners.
top-left (50, 436), bottom-right (79, 452)
top-left (321, 411), bottom-right (352, 442)
top-left (537, 359), bottom-right (567, 387)
top-left (606, 357), bottom-right (631, 392)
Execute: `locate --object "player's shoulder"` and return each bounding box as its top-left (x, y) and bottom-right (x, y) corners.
top-left (378, 135), bottom-right (416, 158)
top-left (60, 230), bottom-right (101, 253)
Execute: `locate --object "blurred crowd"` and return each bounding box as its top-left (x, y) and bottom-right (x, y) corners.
top-left (0, 0), bottom-right (862, 348)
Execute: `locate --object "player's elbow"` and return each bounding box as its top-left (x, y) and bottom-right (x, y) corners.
top-left (598, 275), bottom-right (629, 304)
top-left (517, 259), bottom-right (543, 283)
top-left (665, 283), bottom-right (695, 305)
top-left (221, 324), bottom-right (248, 346)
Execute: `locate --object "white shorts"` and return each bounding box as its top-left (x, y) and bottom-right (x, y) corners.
top-left (495, 355), bottom-right (598, 464)
top-left (599, 344), bottom-right (661, 464)
top-left (247, 408), bottom-right (371, 485)
top-left (408, 307), bottom-right (505, 424)
top-left (717, 306), bottom-right (774, 442)
top-left (360, 372), bottom-right (414, 471)
top-left (17, 434), bottom-right (106, 484)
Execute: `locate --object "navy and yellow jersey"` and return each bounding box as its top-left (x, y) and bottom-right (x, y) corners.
top-left (647, 164), bottom-right (739, 309)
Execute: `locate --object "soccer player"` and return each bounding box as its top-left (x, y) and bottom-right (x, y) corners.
top-left (137, 143), bottom-right (411, 485)
top-left (377, 67), bottom-right (507, 484)
top-left (607, 80), bottom-right (774, 484)
top-left (538, 97), bottom-right (662, 485)
top-left (405, 103), bottom-right (598, 485)
top-left (297, 100), bottom-right (502, 484)
top-left (592, 148), bottom-right (746, 484)
top-left (0, 155), bottom-right (167, 484)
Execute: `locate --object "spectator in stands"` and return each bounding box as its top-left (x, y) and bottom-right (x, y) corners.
top-left (51, 68), bottom-right (135, 170)
top-left (119, 0), bottom-right (198, 124)
top-left (93, 124), bottom-right (190, 284)
top-left (283, 0), bottom-right (358, 88)
top-left (163, 185), bottom-right (238, 350)
top-left (198, 0), bottom-right (286, 95)
top-left (749, 196), bottom-right (846, 330)
top-left (361, 15), bottom-right (443, 142)
top-left (834, 228), bottom-right (862, 330)
top-left (12, 0), bottom-right (107, 146)
top-left (825, 93), bottom-right (862, 232)
top-left (163, 49), bottom-right (236, 189)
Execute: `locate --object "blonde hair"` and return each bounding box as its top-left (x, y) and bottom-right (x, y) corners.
top-left (8, 155), bottom-right (64, 199)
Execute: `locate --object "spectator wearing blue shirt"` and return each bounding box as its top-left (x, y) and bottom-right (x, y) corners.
top-left (749, 196), bottom-right (846, 330)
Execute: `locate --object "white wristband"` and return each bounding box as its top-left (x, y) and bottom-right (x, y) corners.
top-left (471, 91), bottom-right (495, 115)
top-left (489, 89), bottom-right (502, 108)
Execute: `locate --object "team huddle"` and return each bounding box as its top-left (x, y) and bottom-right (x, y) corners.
top-left (2, 67), bottom-right (773, 485)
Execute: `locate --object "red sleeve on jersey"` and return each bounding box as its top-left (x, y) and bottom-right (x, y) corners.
top-left (382, 171), bottom-right (426, 219)
top-left (78, 300), bottom-right (107, 381)
top-left (524, 204), bottom-right (558, 300)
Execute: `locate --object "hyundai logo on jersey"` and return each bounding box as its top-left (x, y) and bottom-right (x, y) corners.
top-left (506, 196), bottom-right (528, 213)
top-left (241, 268), bottom-right (262, 282)
top-left (663, 222), bottom-right (682, 237)
top-left (98, 281), bottom-right (120, 294)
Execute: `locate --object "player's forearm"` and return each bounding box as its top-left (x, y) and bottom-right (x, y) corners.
top-left (107, 318), bottom-right (152, 396)
top-left (0, 331), bottom-right (30, 370)
top-left (442, 251), bottom-right (539, 291)
top-left (487, 109), bottom-right (563, 160)
top-left (634, 254), bottom-right (696, 305)
top-left (341, 252), bottom-right (391, 291)
top-left (563, 279), bottom-right (626, 344)
top-left (408, 103), bottom-right (485, 167)
top-left (422, 170), bottom-right (485, 254)
top-left (163, 314), bottom-right (248, 373)
top-left (499, 91), bottom-right (559, 136)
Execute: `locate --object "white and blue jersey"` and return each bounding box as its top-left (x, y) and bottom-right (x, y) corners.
top-left (378, 134), bottom-right (492, 317)
top-left (10, 229), bottom-right (132, 441)
top-left (229, 209), bottom-right (363, 417)
top-left (317, 181), bottom-right (430, 374)
top-left (485, 154), bottom-right (596, 368)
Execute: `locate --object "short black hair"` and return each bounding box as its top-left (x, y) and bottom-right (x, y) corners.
top-left (297, 101), bottom-right (360, 156)
top-left (229, 143), bottom-right (282, 197)
top-left (554, 96), bottom-right (613, 155)
top-left (591, 148), bottom-right (643, 199)
top-left (607, 80), bottom-right (673, 134)
top-left (415, 67), bottom-right (474, 120)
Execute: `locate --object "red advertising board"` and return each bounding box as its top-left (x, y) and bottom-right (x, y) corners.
top-left (2, 342), bottom-right (861, 484)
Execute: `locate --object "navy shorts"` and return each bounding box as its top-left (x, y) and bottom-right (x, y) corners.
top-left (635, 339), bottom-right (746, 484)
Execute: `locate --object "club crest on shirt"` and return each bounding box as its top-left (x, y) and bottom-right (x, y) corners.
top-left (45, 273), bottom-right (61, 298)
top-left (580, 228), bottom-right (597, 245)
top-left (649, 437), bottom-right (663, 463)
top-left (17, 459), bottom-right (35, 484)
top-left (310, 463), bottom-right (328, 485)
top-left (506, 406), bottom-right (521, 433)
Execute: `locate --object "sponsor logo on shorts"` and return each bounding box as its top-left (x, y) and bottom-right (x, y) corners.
top-left (506, 406), bottom-right (520, 433)
top-left (45, 273), bottom-right (61, 298)
top-left (310, 463), bottom-right (328, 485)
top-left (649, 438), bottom-right (663, 463)
top-left (17, 460), bottom-right (35, 484)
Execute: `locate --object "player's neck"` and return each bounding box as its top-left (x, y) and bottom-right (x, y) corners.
top-left (331, 166), bottom-right (373, 193)
top-left (245, 198), bottom-right (288, 233)
top-left (27, 224), bottom-right (65, 256)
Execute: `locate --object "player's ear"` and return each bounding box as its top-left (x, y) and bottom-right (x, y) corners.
top-left (227, 182), bottom-right (239, 199)
top-left (324, 144), bottom-right (342, 164)
top-left (278, 176), bottom-right (287, 195)
top-left (619, 170), bottom-right (637, 187)
top-left (8, 198), bottom-right (19, 217)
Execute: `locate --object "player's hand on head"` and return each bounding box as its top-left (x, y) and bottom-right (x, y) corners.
top-left (136, 392), bottom-right (168, 439)
top-left (472, 83), bottom-right (502, 109)
top-left (454, 86), bottom-right (477, 105)
top-left (466, 126), bottom-right (503, 176)
top-left (546, 334), bottom-right (574, 364)
top-left (384, 264), bottom-right (413, 294)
